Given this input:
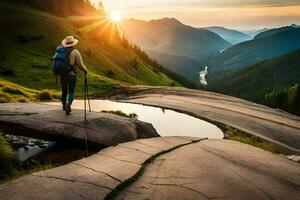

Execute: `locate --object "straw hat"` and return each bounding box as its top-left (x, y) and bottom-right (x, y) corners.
top-left (62, 36), bottom-right (79, 48)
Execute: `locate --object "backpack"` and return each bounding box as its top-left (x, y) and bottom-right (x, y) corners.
top-left (53, 46), bottom-right (74, 75)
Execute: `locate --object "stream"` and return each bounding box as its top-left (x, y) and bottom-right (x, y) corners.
top-left (199, 66), bottom-right (208, 85)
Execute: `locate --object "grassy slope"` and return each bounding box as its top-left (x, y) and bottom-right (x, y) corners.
top-left (0, 1), bottom-right (176, 99)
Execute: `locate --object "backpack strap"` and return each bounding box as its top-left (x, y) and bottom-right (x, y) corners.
top-left (67, 47), bottom-right (76, 73)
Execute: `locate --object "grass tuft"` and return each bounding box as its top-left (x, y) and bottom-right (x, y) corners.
top-left (0, 133), bottom-right (15, 181)
top-left (224, 125), bottom-right (282, 154)
top-left (102, 110), bottom-right (138, 120)
top-left (36, 90), bottom-right (53, 101)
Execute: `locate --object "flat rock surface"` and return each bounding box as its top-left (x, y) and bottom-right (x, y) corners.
top-left (0, 103), bottom-right (159, 146)
top-left (1, 137), bottom-right (299, 200)
top-left (116, 139), bottom-right (300, 200)
top-left (0, 136), bottom-right (198, 200)
top-left (115, 86), bottom-right (300, 154)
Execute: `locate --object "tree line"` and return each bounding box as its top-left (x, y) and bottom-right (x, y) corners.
top-left (120, 36), bottom-right (198, 88)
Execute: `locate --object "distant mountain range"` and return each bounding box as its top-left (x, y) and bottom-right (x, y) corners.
top-left (205, 26), bottom-right (251, 45)
top-left (240, 29), bottom-right (269, 38)
top-left (208, 26), bottom-right (300, 77)
top-left (123, 18), bottom-right (231, 82)
top-left (255, 25), bottom-right (300, 39)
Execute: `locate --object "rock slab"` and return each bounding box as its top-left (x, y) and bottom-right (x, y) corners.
top-left (0, 103), bottom-right (159, 147)
top-left (1, 137), bottom-right (299, 200)
top-left (0, 136), bottom-right (198, 200)
top-left (115, 86), bottom-right (300, 154)
top-left (117, 140), bottom-right (300, 200)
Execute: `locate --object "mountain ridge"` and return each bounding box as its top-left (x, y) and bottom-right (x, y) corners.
top-left (208, 28), bottom-right (300, 77)
top-left (205, 26), bottom-right (251, 45)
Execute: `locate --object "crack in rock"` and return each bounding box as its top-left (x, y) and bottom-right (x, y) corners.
top-left (225, 167), bottom-right (275, 200)
top-left (104, 139), bottom-right (205, 200)
top-left (118, 144), bottom-right (154, 156)
top-left (97, 153), bottom-right (142, 165)
top-left (134, 141), bottom-right (165, 150)
top-left (73, 191), bottom-right (90, 200)
top-left (0, 112), bottom-right (38, 116)
top-left (32, 174), bottom-right (112, 191)
top-left (152, 183), bottom-right (210, 199)
top-left (72, 163), bottom-right (122, 183)
top-left (199, 143), bottom-right (300, 191)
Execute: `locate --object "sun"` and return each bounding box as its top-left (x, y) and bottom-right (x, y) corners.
top-left (110, 10), bottom-right (122, 22)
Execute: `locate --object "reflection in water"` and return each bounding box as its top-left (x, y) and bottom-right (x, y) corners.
top-left (47, 100), bottom-right (224, 139)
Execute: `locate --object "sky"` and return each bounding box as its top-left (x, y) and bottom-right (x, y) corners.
top-left (95, 0), bottom-right (300, 30)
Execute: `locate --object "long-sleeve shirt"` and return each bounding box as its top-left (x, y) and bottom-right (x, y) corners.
top-left (68, 49), bottom-right (87, 76)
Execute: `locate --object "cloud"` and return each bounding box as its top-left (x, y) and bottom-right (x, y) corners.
top-left (102, 0), bottom-right (300, 9)
top-left (101, 0), bottom-right (300, 29)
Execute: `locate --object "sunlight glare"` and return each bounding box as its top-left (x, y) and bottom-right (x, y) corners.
top-left (110, 10), bottom-right (122, 22)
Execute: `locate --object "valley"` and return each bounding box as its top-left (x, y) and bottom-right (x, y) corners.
top-left (0, 1), bottom-right (300, 199)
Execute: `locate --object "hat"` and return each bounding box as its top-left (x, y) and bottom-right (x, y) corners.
top-left (62, 36), bottom-right (79, 47)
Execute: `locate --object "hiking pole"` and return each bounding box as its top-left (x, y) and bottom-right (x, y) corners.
top-left (84, 76), bottom-right (87, 122)
top-left (83, 74), bottom-right (89, 156)
top-left (85, 74), bottom-right (91, 112)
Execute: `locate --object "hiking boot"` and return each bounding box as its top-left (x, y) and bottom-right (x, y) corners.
top-left (65, 103), bottom-right (71, 115)
top-left (62, 103), bottom-right (66, 111)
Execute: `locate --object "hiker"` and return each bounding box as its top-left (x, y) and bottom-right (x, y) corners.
top-left (53, 36), bottom-right (88, 115)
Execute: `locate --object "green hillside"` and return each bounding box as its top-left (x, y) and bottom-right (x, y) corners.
top-left (265, 85), bottom-right (300, 116)
top-left (208, 28), bottom-right (300, 77)
top-left (208, 49), bottom-right (300, 115)
top-left (0, 1), bottom-right (177, 100)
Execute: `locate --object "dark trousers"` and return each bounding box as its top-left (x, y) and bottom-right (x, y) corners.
top-left (60, 75), bottom-right (76, 105)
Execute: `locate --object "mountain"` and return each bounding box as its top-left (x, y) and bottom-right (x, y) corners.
top-left (208, 27), bottom-right (300, 77)
top-left (290, 24), bottom-right (300, 28)
top-left (208, 49), bottom-right (300, 115)
top-left (0, 0), bottom-right (176, 97)
top-left (241, 28), bottom-right (268, 38)
top-left (205, 26), bottom-right (251, 45)
top-left (123, 18), bottom-right (231, 82)
top-left (255, 25), bottom-right (300, 39)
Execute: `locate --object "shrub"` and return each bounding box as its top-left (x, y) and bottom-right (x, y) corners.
top-left (0, 68), bottom-right (14, 76)
top-left (105, 70), bottom-right (114, 78)
top-left (17, 98), bottom-right (28, 103)
top-left (86, 49), bottom-right (92, 57)
top-left (2, 86), bottom-right (26, 96)
top-left (0, 93), bottom-right (12, 103)
top-left (17, 35), bottom-right (45, 44)
top-left (37, 90), bottom-right (53, 101)
top-left (102, 110), bottom-right (138, 119)
top-left (0, 134), bottom-right (14, 180)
